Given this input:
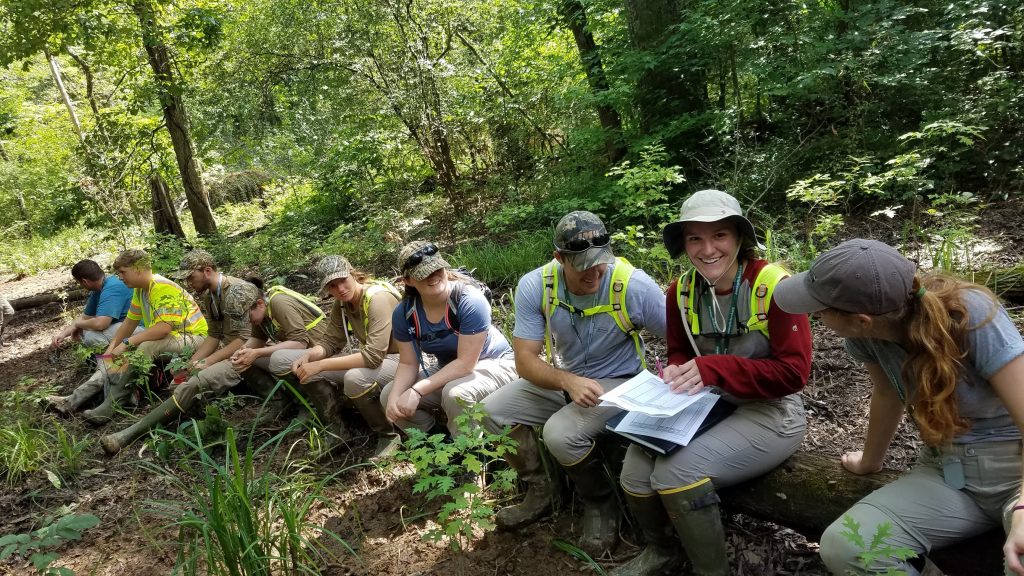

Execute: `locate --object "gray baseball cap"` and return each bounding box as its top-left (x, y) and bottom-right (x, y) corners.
top-left (171, 249), bottom-right (216, 279)
top-left (663, 189), bottom-right (757, 259)
top-left (222, 281), bottom-right (259, 332)
top-left (316, 255), bottom-right (353, 295)
top-left (553, 211), bottom-right (615, 272)
top-left (398, 240), bottom-right (450, 281)
top-left (774, 239), bottom-right (917, 315)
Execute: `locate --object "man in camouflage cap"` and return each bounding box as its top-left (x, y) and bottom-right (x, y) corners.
top-left (480, 210), bottom-right (667, 555)
top-left (225, 277), bottom-right (339, 444)
top-left (100, 250), bottom-right (264, 453)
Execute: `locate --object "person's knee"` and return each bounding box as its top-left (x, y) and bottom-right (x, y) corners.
top-left (819, 517), bottom-right (866, 574)
top-left (342, 370), bottom-right (375, 398)
top-left (620, 457), bottom-right (655, 495)
top-left (541, 416), bottom-right (573, 464)
top-left (81, 331), bottom-right (108, 348)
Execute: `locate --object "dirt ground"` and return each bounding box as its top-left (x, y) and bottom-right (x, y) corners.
top-left (2, 200), bottom-right (1023, 576)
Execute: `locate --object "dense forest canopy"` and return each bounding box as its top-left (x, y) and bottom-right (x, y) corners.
top-left (0, 0), bottom-right (1021, 279)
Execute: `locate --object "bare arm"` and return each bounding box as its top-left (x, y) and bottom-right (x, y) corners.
top-left (513, 337), bottom-right (603, 407)
top-left (103, 318), bottom-right (141, 355)
top-left (842, 362), bottom-right (905, 474)
top-left (988, 355), bottom-right (1024, 575)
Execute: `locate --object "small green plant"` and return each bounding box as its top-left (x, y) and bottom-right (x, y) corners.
top-left (0, 422), bottom-right (50, 485)
top-left (604, 144), bottom-right (683, 227)
top-left (142, 423), bottom-right (354, 574)
top-left (452, 229), bottom-right (550, 289)
top-left (49, 424), bottom-right (89, 487)
top-left (551, 538), bottom-right (608, 575)
top-left (394, 400), bottom-right (518, 551)
top-left (840, 515), bottom-right (917, 575)
top-left (0, 513), bottom-right (100, 576)
top-left (0, 378), bottom-right (58, 417)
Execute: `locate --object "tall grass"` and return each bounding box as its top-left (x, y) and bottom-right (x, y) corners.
top-left (142, 423), bottom-right (356, 576)
top-left (0, 225), bottom-right (144, 277)
top-left (452, 230), bottom-right (551, 289)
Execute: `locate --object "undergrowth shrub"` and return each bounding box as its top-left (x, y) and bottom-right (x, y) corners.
top-left (0, 513), bottom-right (100, 576)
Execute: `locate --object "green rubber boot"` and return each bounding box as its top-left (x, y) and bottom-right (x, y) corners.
top-left (242, 367), bottom-right (291, 426)
top-left (661, 479), bottom-right (729, 576)
top-left (609, 493), bottom-right (682, 576)
top-left (47, 370), bottom-right (105, 415)
top-left (496, 425), bottom-right (554, 531)
top-left (304, 380), bottom-right (349, 459)
top-left (563, 449), bottom-right (619, 557)
top-left (82, 371), bottom-right (132, 426)
top-left (350, 385), bottom-right (401, 460)
top-left (100, 382), bottom-right (197, 454)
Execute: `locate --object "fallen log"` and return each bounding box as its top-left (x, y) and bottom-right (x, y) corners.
top-left (723, 452), bottom-right (1003, 575)
top-left (11, 288), bottom-right (88, 311)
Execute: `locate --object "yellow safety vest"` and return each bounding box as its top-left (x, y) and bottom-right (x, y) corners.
top-left (352, 281), bottom-right (401, 337)
top-left (540, 257), bottom-right (645, 369)
top-left (675, 263), bottom-right (789, 338)
top-left (266, 285), bottom-right (326, 331)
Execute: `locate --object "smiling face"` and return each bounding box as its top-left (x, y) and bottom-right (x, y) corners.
top-left (326, 276), bottom-right (362, 304)
top-left (683, 220), bottom-right (741, 287)
top-left (405, 267), bottom-right (449, 301)
top-left (554, 251), bottom-right (607, 296)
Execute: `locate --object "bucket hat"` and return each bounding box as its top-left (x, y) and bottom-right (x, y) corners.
top-left (663, 190), bottom-right (757, 259)
top-left (774, 238), bottom-right (917, 315)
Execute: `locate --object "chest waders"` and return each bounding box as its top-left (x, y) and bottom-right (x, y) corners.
top-left (615, 262), bottom-right (789, 576)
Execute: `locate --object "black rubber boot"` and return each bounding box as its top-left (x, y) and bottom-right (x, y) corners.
top-left (496, 425), bottom-right (555, 531)
top-left (563, 448), bottom-right (619, 557)
top-left (82, 371), bottom-right (132, 425)
top-left (242, 367), bottom-right (291, 426)
top-left (350, 385), bottom-right (401, 460)
top-left (303, 380), bottom-right (349, 458)
top-left (609, 493), bottom-right (682, 576)
top-left (660, 479), bottom-right (729, 576)
top-left (100, 383), bottom-right (197, 454)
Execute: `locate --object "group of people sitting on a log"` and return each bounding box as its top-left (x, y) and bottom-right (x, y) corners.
top-left (35, 189), bottom-right (1024, 575)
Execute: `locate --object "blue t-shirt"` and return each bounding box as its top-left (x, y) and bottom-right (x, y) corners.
top-left (393, 283), bottom-right (511, 367)
top-left (846, 289), bottom-right (1024, 444)
top-left (513, 260), bottom-right (667, 379)
top-left (83, 275), bottom-right (133, 323)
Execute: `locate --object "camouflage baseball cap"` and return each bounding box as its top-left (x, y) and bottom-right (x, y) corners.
top-left (223, 281), bottom-right (261, 322)
top-left (170, 249), bottom-right (217, 279)
top-left (553, 211), bottom-right (615, 272)
top-left (398, 240), bottom-right (450, 281)
top-left (316, 255), bottom-right (353, 295)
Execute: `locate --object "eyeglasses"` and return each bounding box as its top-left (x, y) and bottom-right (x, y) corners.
top-left (402, 243), bottom-right (439, 271)
top-left (557, 233), bottom-right (611, 253)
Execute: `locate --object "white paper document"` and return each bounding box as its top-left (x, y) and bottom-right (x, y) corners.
top-left (612, 394), bottom-right (719, 446)
top-left (598, 369), bottom-right (710, 417)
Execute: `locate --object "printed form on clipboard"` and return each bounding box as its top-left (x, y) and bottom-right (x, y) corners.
top-left (599, 370), bottom-right (736, 455)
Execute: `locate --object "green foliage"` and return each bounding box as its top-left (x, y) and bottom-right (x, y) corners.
top-left (451, 230), bottom-right (551, 289)
top-left (0, 513), bottom-right (101, 576)
top-left (840, 515), bottom-right (917, 575)
top-left (146, 233), bottom-right (192, 275)
top-left (394, 400), bottom-right (518, 551)
top-left (603, 145), bottom-right (683, 227)
top-left (0, 226), bottom-right (121, 278)
top-left (611, 224), bottom-right (685, 285)
top-left (142, 425), bottom-right (354, 575)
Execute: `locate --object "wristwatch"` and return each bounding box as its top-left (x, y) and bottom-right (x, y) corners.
top-left (122, 338), bottom-right (135, 350)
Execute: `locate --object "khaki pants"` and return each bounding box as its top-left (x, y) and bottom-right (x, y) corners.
top-left (481, 376), bottom-right (629, 466)
top-left (820, 440), bottom-right (1023, 575)
top-left (72, 333), bottom-right (204, 400)
top-left (172, 359), bottom-right (243, 406)
top-left (619, 394), bottom-right (806, 494)
top-left (381, 357), bottom-right (518, 436)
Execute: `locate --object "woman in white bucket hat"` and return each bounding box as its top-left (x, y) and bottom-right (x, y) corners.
top-left (611, 189), bottom-right (813, 576)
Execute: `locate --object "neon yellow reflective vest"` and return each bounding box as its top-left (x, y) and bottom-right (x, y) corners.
top-left (540, 257), bottom-right (645, 369)
top-left (351, 281), bottom-right (401, 337)
top-left (266, 285), bottom-right (326, 331)
top-left (675, 263), bottom-right (789, 338)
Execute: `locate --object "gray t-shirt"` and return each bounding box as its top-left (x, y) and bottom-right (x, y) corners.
top-left (846, 289), bottom-right (1024, 444)
top-left (513, 260), bottom-right (667, 379)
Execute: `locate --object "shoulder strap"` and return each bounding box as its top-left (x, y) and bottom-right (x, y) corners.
top-left (746, 263), bottom-right (789, 338)
top-left (540, 260), bottom-right (560, 365)
top-left (361, 281), bottom-right (400, 336)
top-left (677, 269), bottom-right (700, 335)
top-left (444, 280), bottom-right (466, 334)
top-left (607, 257), bottom-right (645, 370)
top-left (267, 285), bottom-right (326, 331)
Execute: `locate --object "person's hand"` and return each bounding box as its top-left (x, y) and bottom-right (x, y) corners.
top-left (663, 360), bottom-right (704, 395)
top-left (386, 397), bottom-right (405, 423)
top-left (1003, 517), bottom-right (1024, 575)
top-left (231, 348), bottom-right (259, 371)
top-left (291, 353), bottom-right (312, 375)
top-left (51, 333), bottom-right (66, 349)
top-left (565, 376), bottom-right (603, 408)
top-left (396, 388), bottom-right (422, 418)
top-left (295, 360), bottom-right (323, 383)
top-left (840, 451), bottom-right (883, 475)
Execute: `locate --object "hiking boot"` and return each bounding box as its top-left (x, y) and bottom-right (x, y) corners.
top-left (563, 448), bottom-right (619, 556)
top-left (100, 389), bottom-right (194, 454)
top-left (496, 425), bottom-right (554, 531)
top-left (609, 493), bottom-right (682, 576)
top-left (661, 479), bottom-right (728, 576)
top-left (350, 385), bottom-right (402, 460)
top-left (82, 371), bottom-right (132, 426)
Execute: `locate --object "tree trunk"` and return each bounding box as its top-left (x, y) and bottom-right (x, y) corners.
top-left (44, 49), bottom-right (83, 141)
top-left (622, 0), bottom-right (708, 133)
top-left (149, 173), bottom-right (185, 238)
top-left (558, 0), bottom-right (626, 164)
top-left (132, 0), bottom-right (217, 236)
top-left (722, 452), bottom-right (1003, 575)
top-left (11, 289), bottom-right (89, 311)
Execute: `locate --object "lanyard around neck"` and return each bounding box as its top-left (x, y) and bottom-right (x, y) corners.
top-left (702, 262), bottom-right (743, 355)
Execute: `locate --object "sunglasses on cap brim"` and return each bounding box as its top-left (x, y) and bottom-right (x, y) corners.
top-left (402, 243), bottom-right (439, 271)
top-left (556, 233), bottom-right (611, 253)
